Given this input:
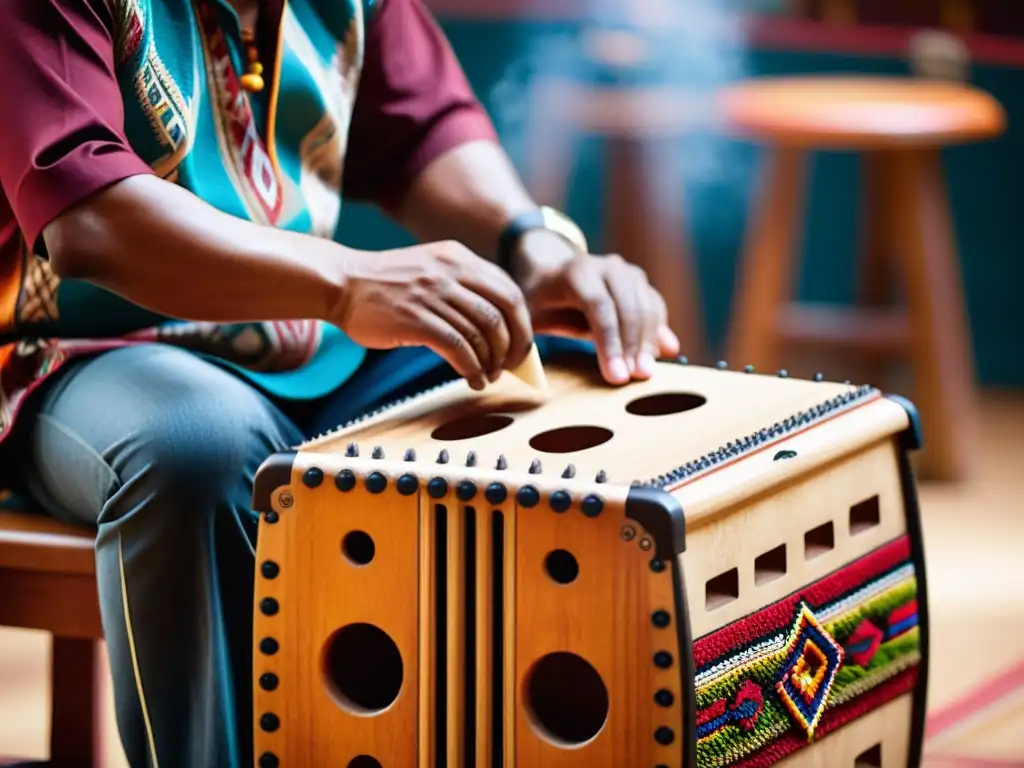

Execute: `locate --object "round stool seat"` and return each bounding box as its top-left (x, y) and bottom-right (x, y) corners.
top-left (719, 76), bottom-right (1005, 149)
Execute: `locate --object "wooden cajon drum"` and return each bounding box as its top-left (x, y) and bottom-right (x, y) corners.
top-left (250, 357), bottom-right (928, 768)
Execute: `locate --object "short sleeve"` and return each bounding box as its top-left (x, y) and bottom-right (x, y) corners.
top-left (0, 0), bottom-right (154, 253)
top-left (342, 0), bottom-right (499, 208)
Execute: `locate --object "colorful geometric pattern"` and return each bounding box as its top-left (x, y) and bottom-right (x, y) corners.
top-left (694, 536), bottom-right (921, 767)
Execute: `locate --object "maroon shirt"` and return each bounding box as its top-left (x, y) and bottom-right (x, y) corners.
top-left (0, 0), bottom-right (498, 255)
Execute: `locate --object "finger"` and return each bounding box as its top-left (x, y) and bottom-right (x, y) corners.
top-left (442, 284), bottom-right (511, 382)
top-left (648, 288), bottom-right (680, 358)
top-left (636, 284), bottom-right (664, 377)
top-left (568, 266), bottom-right (629, 385)
top-left (426, 290), bottom-right (496, 381)
top-left (406, 310), bottom-right (488, 391)
top-left (460, 262), bottom-right (534, 372)
top-left (603, 260), bottom-right (647, 376)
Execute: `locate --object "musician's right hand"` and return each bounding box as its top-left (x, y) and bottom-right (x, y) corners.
top-left (333, 241), bottom-right (535, 391)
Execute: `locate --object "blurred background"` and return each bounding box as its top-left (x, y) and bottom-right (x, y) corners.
top-left (2, 0), bottom-right (1022, 764)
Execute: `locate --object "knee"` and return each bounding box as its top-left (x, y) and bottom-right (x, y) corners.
top-left (108, 382), bottom-right (299, 518)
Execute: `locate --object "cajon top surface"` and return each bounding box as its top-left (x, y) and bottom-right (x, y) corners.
top-left (719, 76), bottom-right (1006, 148)
top-left (301, 360), bottom-right (902, 498)
top-left (0, 508), bottom-right (96, 575)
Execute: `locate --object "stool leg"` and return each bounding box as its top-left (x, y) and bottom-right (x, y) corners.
top-left (727, 147), bottom-right (807, 373)
top-left (605, 136), bottom-right (704, 362)
top-left (49, 637), bottom-right (102, 767)
top-left (887, 148), bottom-right (977, 481)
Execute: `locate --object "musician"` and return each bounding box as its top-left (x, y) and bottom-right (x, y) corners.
top-left (0, 0), bottom-right (677, 765)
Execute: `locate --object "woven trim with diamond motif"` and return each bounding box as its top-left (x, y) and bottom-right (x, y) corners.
top-left (693, 536), bottom-right (920, 767)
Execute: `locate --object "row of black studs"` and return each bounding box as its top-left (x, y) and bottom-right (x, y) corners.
top-left (257, 511), bottom-right (283, 768)
top-left (649, 560), bottom-right (676, 754)
top-left (334, 443), bottom-right (611, 484)
top-left (637, 357), bottom-right (878, 489)
top-left (300, 462), bottom-right (608, 518)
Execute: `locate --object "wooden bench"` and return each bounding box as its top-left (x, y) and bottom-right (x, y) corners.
top-left (0, 505), bottom-right (104, 766)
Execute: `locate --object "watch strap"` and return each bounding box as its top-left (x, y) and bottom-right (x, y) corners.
top-left (497, 206), bottom-right (588, 275)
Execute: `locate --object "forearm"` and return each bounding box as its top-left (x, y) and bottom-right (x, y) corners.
top-left (390, 139), bottom-right (539, 261)
top-left (43, 174), bottom-right (350, 324)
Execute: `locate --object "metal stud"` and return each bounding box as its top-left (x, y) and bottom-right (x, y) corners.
top-left (677, 355), bottom-right (689, 365)
top-left (649, 558), bottom-right (665, 573)
top-left (654, 651), bottom-right (674, 669)
top-left (302, 467), bottom-right (324, 488)
top-left (404, 448), bottom-right (417, 461)
top-left (456, 480), bottom-right (477, 502)
top-left (595, 470), bottom-right (608, 484)
top-left (716, 360), bottom-right (728, 370)
top-left (261, 561), bottom-right (280, 580)
top-left (581, 495), bottom-right (604, 518)
top-left (258, 752), bottom-right (279, 768)
top-left (260, 598), bottom-right (279, 616)
top-left (621, 525), bottom-right (636, 541)
top-left (529, 459), bottom-right (542, 474)
top-left (496, 455), bottom-right (508, 470)
top-left (774, 450), bottom-right (798, 461)
top-left (259, 637), bottom-right (279, 655)
top-left (814, 372), bottom-right (824, 382)
top-left (778, 369), bottom-right (789, 378)
top-left (549, 490), bottom-right (571, 513)
top-left (259, 672), bottom-right (279, 691)
top-left (365, 472), bottom-right (387, 494)
top-left (517, 485), bottom-right (540, 508)
top-left (264, 511), bottom-right (279, 525)
top-left (335, 470), bottom-right (356, 492)
top-left (437, 449), bottom-right (450, 464)
top-left (465, 451), bottom-right (477, 467)
top-left (278, 493), bottom-right (293, 508)
top-left (744, 364), bottom-right (756, 374)
top-left (396, 474), bottom-right (419, 496)
top-left (372, 446), bottom-right (385, 460)
top-left (561, 464), bottom-right (576, 479)
top-left (427, 477), bottom-right (448, 499)
top-left (654, 727), bottom-right (675, 746)
top-left (639, 538), bottom-right (653, 552)
top-left (652, 610), bottom-right (671, 628)
top-left (259, 713), bottom-right (280, 733)
top-left (654, 689), bottom-right (674, 707)
top-left (485, 482), bottom-right (508, 505)
top-left (345, 443), bottom-right (359, 457)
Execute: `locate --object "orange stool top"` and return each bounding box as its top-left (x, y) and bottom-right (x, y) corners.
top-left (718, 76), bottom-right (1006, 149)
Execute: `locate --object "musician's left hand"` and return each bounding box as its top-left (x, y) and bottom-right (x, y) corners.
top-left (514, 231), bottom-right (681, 385)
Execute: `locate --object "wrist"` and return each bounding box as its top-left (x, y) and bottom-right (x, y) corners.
top-left (498, 205), bottom-right (588, 281)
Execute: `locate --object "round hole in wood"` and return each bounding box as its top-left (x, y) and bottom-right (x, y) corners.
top-left (431, 414), bottom-right (514, 441)
top-left (322, 623), bottom-right (403, 715)
top-left (342, 530), bottom-right (375, 566)
top-left (625, 392), bottom-right (707, 416)
top-left (525, 652), bottom-right (609, 746)
top-left (347, 758), bottom-right (382, 768)
top-left (544, 549), bottom-right (579, 585)
top-left (528, 426), bottom-right (613, 454)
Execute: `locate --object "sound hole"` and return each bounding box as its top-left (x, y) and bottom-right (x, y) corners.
top-left (431, 414), bottom-right (514, 441)
top-left (342, 531), bottom-right (375, 566)
top-left (323, 623), bottom-right (403, 714)
top-left (347, 758), bottom-right (382, 768)
top-left (526, 652), bottom-right (609, 746)
top-left (544, 549), bottom-right (579, 585)
top-left (529, 426), bottom-right (613, 454)
top-left (626, 392), bottom-right (707, 416)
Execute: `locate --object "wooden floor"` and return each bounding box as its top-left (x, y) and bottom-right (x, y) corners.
top-left (0, 393), bottom-right (1022, 766)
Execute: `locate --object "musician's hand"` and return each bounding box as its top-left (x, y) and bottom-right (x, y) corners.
top-left (334, 241), bottom-right (534, 390)
top-left (514, 232), bottom-right (680, 385)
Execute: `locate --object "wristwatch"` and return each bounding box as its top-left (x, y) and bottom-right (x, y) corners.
top-left (497, 206), bottom-right (589, 276)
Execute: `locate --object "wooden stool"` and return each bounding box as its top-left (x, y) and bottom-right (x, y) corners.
top-left (720, 76), bottom-right (1005, 482)
top-left (524, 74), bottom-right (707, 362)
top-left (0, 505), bottom-right (104, 766)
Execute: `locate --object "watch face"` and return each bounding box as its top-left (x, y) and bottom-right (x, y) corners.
top-left (541, 207), bottom-right (589, 254)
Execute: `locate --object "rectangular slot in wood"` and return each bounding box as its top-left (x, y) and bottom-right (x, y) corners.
top-left (754, 544), bottom-right (787, 586)
top-left (491, 511), bottom-right (505, 767)
top-left (434, 505), bottom-right (448, 766)
top-left (854, 743), bottom-right (882, 767)
top-left (850, 495), bottom-right (882, 536)
top-left (804, 521), bottom-right (835, 560)
top-left (464, 507), bottom-right (477, 765)
top-left (705, 567), bottom-right (740, 611)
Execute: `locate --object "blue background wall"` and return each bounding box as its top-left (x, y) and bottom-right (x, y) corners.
top-left (338, 21), bottom-right (1024, 386)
